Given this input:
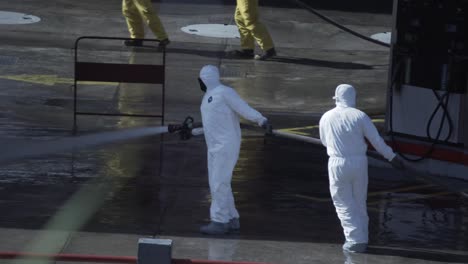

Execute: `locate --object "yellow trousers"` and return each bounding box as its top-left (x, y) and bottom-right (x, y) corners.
top-left (122, 0), bottom-right (168, 40)
top-left (234, 0), bottom-right (274, 51)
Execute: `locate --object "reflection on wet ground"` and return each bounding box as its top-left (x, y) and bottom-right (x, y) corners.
top-left (1, 125), bottom-right (467, 256)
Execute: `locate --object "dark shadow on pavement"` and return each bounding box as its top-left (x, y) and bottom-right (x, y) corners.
top-left (167, 47), bottom-right (373, 70)
top-left (166, 47), bottom-right (226, 59)
top-left (158, 0), bottom-right (393, 14)
top-left (267, 56), bottom-right (373, 69)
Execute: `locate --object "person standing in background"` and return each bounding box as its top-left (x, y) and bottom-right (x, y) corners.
top-left (228, 0), bottom-right (276, 60)
top-left (122, 0), bottom-right (170, 48)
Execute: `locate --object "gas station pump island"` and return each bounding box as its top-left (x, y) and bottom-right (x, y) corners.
top-left (386, 0), bottom-right (468, 178)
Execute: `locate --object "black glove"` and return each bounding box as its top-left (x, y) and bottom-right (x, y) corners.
top-left (261, 119), bottom-right (273, 135)
top-left (390, 156), bottom-right (405, 170)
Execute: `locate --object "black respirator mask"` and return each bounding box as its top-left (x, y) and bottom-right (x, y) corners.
top-left (198, 78), bottom-right (207, 92)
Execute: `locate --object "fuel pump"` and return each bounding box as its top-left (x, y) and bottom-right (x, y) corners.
top-left (386, 0), bottom-right (468, 151)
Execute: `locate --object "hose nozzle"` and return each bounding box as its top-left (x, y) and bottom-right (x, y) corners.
top-left (167, 116), bottom-right (195, 140)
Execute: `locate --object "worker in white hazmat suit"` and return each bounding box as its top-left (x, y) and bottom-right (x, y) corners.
top-left (319, 84), bottom-right (404, 253)
top-left (198, 65), bottom-right (271, 235)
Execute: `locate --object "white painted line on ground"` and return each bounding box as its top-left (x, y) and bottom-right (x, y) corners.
top-left (181, 24), bottom-right (240, 38)
top-left (0, 11), bottom-right (40, 24)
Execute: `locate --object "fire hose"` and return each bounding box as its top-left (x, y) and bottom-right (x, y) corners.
top-left (0, 117), bottom-right (274, 264)
top-left (0, 115), bottom-right (395, 167)
top-left (0, 117), bottom-right (420, 264)
top-left (238, 123), bottom-right (392, 164)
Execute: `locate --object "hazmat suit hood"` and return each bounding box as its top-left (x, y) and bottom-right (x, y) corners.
top-left (333, 84), bottom-right (356, 108)
top-left (199, 65), bottom-right (222, 92)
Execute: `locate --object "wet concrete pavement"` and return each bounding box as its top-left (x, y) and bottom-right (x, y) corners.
top-left (1, 134), bottom-right (468, 264)
top-left (1, 0), bottom-right (468, 263)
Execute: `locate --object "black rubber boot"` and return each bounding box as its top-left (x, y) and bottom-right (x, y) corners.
top-left (158, 38), bottom-right (170, 48)
top-left (124, 39), bottom-right (143, 47)
top-left (226, 49), bottom-right (255, 59)
top-left (255, 48), bottom-right (277, 60)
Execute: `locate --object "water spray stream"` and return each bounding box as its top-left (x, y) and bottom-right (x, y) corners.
top-left (1, 126), bottom-right (170, 164)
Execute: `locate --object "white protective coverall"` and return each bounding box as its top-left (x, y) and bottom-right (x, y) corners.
top-left (199, 65), bottom-right (267, 224)
top-left (319, 84), bottom-right (396, 244)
